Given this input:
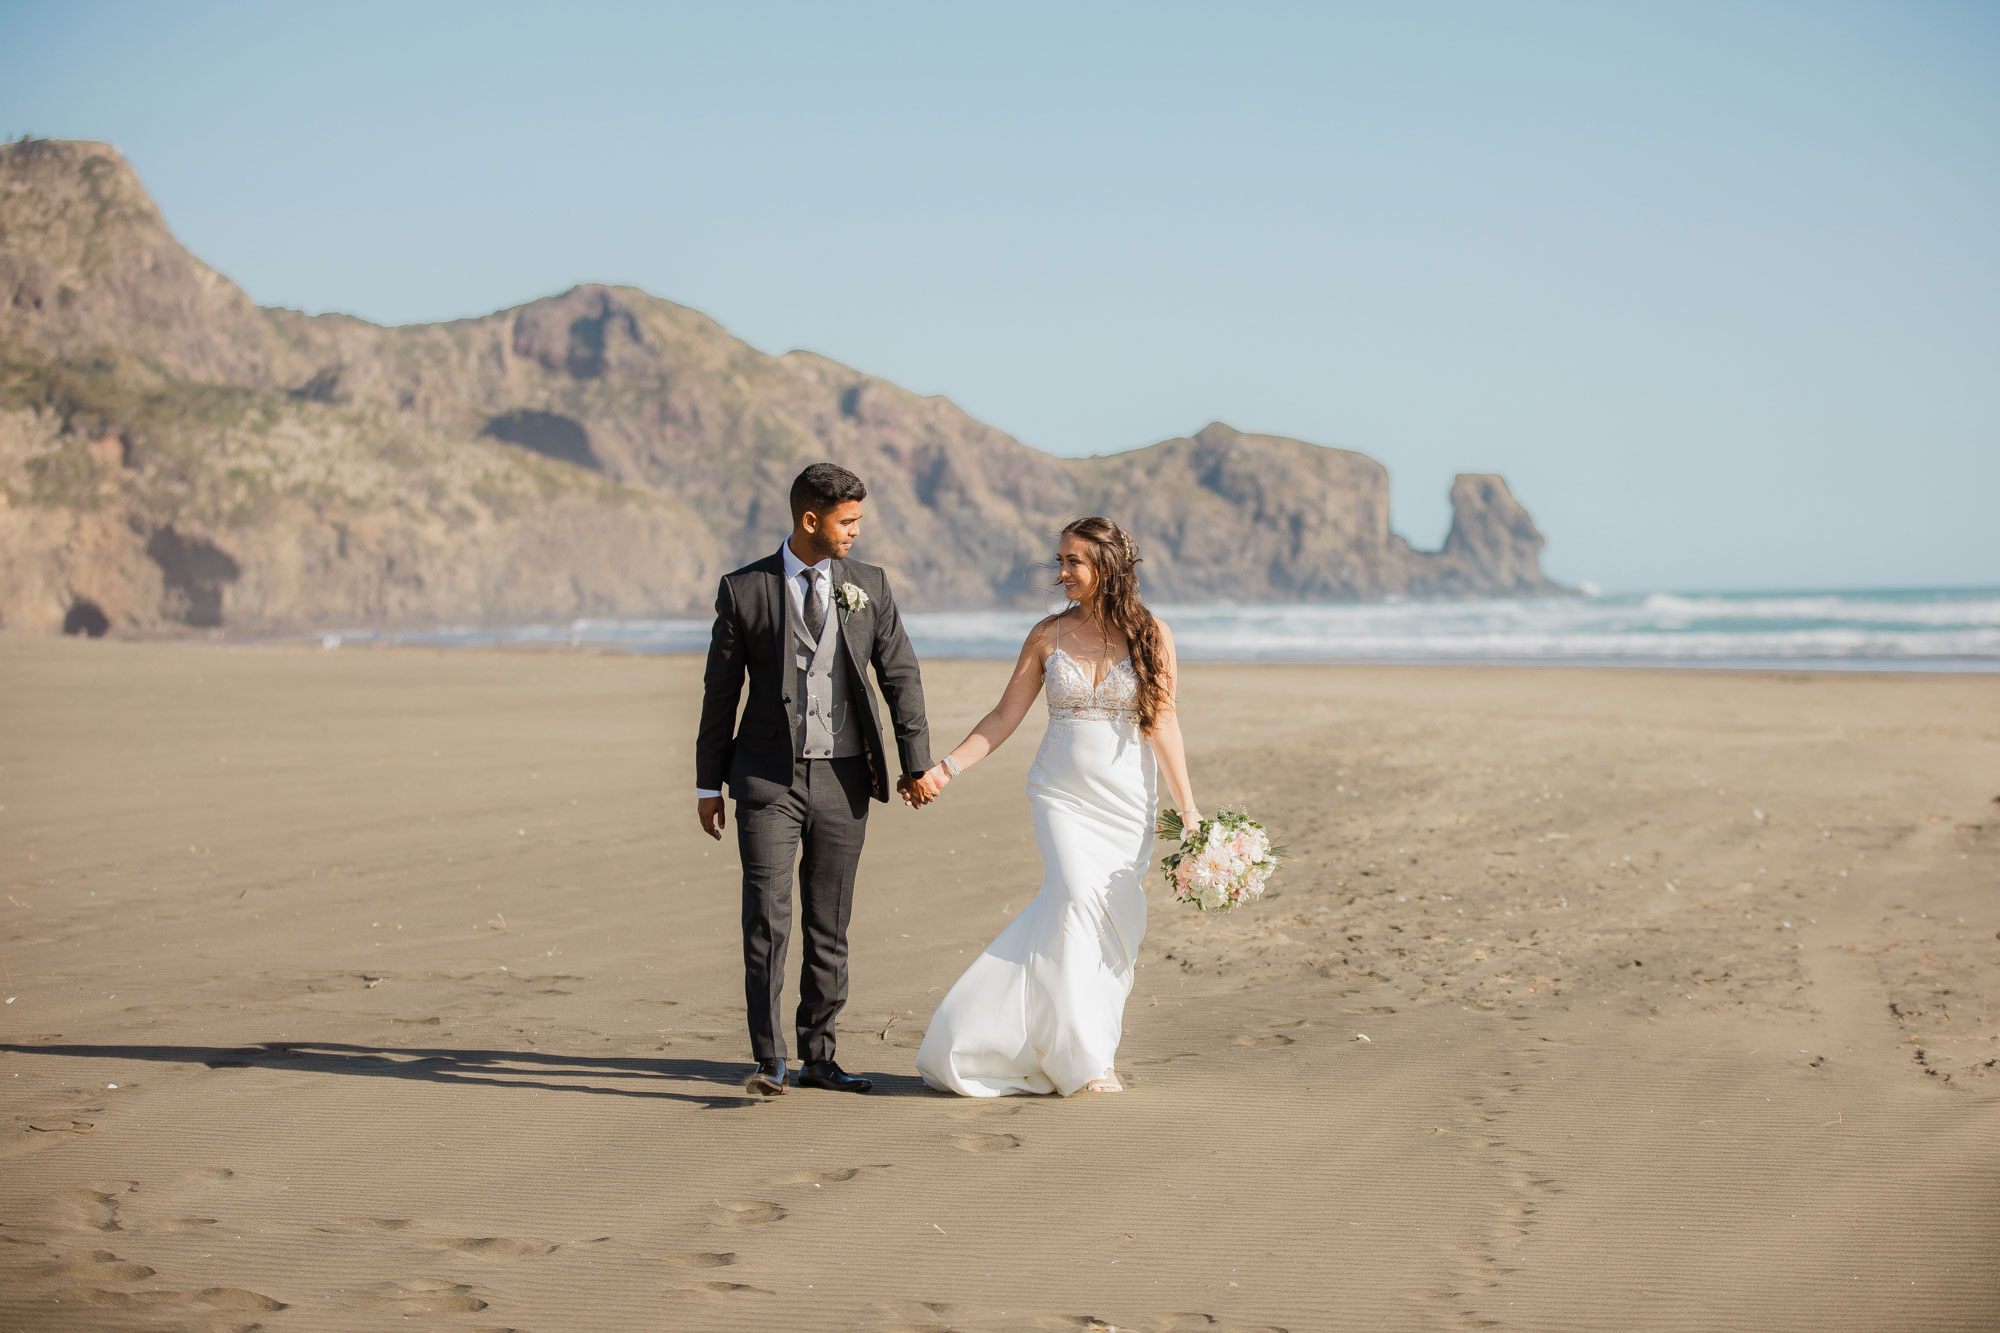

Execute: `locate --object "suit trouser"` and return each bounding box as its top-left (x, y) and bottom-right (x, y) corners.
top-left (736, 755), bottom-right (872, 1065)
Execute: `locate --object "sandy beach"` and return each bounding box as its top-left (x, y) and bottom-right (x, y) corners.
top-left (0, 633), bottom-right (1995, 1331)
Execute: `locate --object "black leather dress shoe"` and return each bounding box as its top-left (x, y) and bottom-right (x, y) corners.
top-left (744, 1058), bottom-right (787, 1096)
top-left (794, 1060), bottom-right (872, 1093)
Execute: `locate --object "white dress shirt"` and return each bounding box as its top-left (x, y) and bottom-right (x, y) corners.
top-left (696, 542), bottom-right (830, 798)
top-left (780, 538), bottom-right (833, 636)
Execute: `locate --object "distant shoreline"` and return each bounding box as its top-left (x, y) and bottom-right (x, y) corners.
top-left (23, 586), bottom-right (1998, 674)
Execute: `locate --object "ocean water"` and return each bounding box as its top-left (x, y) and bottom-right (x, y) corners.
top-left (318, 587), bottom-right (2000, 672)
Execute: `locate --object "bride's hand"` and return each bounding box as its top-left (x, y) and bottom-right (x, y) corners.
top-left (923, 763), bottom-right (954, 796)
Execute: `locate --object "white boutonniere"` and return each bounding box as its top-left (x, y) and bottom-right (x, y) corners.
top-left (836, 581), bottom-right (869, 612)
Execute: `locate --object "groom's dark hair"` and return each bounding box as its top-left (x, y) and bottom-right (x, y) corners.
top-left (790, 462), bottom-right (867, 523)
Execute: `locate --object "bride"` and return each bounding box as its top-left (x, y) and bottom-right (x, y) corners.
top-left (912, 516), bottom-right (1199, 1096)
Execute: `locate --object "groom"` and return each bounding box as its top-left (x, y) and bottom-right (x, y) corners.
top-left (695, 462), bottom-right (936, 1096)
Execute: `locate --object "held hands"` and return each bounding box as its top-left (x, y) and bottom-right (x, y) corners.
top-left (898, 765), bottom-right (952, 809)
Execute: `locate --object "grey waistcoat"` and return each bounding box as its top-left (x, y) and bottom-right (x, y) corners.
top-left (792, 575), bottom-right (864, 760)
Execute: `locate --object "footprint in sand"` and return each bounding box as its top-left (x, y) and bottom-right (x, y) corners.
top-left (432, 1236), bottom-right (559, 1258)
top-left (111, 1167), bottom-right (237, 1236)
top-left (20, 1249), bottom-right (157, 1282)
top-left (948, 1131), bottom-right (1022, 1154)
top-left (946, 1101), bottom-right (1023, 1120)
top-left (57, 1285), bottom-right (286, 1313)
top-left (49, 1184), bottom-right (134, 1232)
top-left (871, 1297), bottom-right (957, 1330)
top-left (316, 1216), bottom-right (417, 1235)
top-left (11, 1091), bottom-right (106, 1134)
top-left (707, 1200), bottom-right (786, 1227)
top-left (668, 1279), bottom-right (777, 1299)
top-left (355, 1278), bottom-right (488, 1313)
top-left (658, 1250), bottom-right (737, 1269)
top-left (777, 1166), bottom-right (871, 1185)
top-left (1233, 1032), bottom-right (1295, 1048)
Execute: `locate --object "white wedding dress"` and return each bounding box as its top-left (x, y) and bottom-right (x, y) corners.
top-left (915, 643), bottom-right (1157, 1096)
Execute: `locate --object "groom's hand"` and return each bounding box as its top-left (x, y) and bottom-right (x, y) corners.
top-left (902, 769), bottom-right (947, 808)
top-left (698, 796), bottom-right (726, 840)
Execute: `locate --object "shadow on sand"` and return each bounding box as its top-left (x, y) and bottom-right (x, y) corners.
top-left (0, 1041), bottom-right (939, 1108)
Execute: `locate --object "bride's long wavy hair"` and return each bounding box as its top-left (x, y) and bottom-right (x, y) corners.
top-left (1057, 516), bottom-right (1169, 731)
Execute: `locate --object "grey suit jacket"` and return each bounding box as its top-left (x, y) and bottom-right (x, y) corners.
top-left (696, 551), bottom-right (932, 805)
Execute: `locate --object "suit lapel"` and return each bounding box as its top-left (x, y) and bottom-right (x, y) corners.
top-left (831, 559), bottom-right (871, 673)
top-left (766, 557), bottom-right (790, 679)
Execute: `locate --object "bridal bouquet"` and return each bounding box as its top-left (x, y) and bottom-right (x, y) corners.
top-left (1157, 807), bottom-right (1280, 913)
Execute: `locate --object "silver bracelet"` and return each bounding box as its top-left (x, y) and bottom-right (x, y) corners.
top-left (941, 754), bottom-right (962, 778)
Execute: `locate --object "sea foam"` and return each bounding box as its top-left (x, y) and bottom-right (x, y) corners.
top-left (315, 587), bottom-right (2000, 672)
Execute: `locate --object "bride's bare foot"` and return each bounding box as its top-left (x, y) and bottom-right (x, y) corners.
top-left (1084, 1068), bottom-right (1124, 1093)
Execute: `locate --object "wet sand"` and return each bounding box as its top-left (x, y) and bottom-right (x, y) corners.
top-left (1, 633), bottom-right (1995, 1331)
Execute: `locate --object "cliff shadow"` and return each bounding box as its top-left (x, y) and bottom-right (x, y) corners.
top-left (145, 526), bottom-right (239, 628)
top-left (481, 409), bottom-right (600, 470)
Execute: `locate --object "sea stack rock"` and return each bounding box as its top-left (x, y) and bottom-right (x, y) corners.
top-left (1439, 474), bottom-right (1561, 596)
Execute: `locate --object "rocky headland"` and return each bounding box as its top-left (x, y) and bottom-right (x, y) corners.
top-left (0, 138), bottom-right (1566, 637)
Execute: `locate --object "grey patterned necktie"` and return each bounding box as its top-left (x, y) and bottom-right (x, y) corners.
top-left (801, 570), bottom-right (826, 641)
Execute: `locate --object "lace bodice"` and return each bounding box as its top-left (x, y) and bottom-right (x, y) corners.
top-left (1045, 647), bottom-right (1140, 722)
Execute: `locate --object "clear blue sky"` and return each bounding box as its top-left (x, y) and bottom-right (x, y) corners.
top-left (4, 1), bottom-right (1995, 592)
